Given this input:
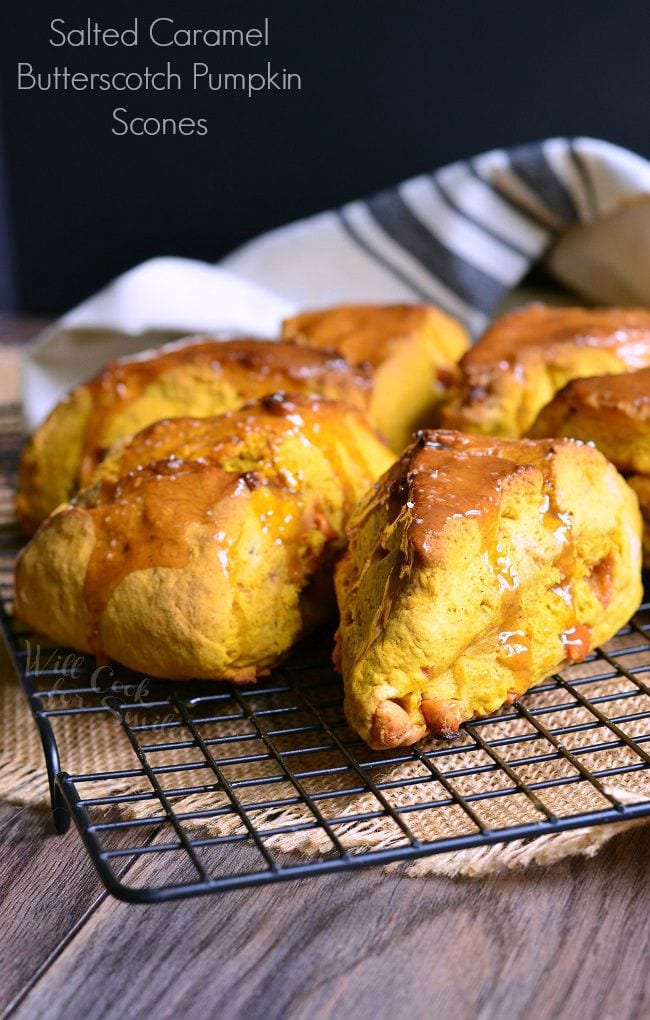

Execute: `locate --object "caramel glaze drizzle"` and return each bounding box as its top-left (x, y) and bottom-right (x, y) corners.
top-left (79, 338), bottom-right (373, 485)
top-left (283, 304), bottom-right (432, 367)
top-left (77, 393), bottom-right (380, 658)
top-left (345, 430), bottom-right (598, 686)
top-left (457, 308), bottom-right (650, 417)
top-left (82, 461), bottom-right (244, 657)
top-left (463, 306), bottom-right (650, 368)
top-left (551, 366), bottom-right (650, 415)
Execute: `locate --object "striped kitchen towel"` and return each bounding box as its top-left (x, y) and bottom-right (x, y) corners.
top-left (23, 135), bottom-right (650, 428)
top-left (222, 135), bottom-right (650, 337)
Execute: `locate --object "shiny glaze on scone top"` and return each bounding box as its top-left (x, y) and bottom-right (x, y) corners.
top-left (346, 430), bottom-right (603, 695)
top-left (79, 337), bottom-right (373, 481)
top-left (535, 366), bottom-right (650, 416)
top-left (462, 306), bottom-right (650, 368)
top-left (528, 366), bottom-right (650, 478)
top-left (442, 305), bottom-right (650, 438)
top-left (282, 304), bottom-right (436, 366)
top-left (71, 393), bottom-right (385, 657)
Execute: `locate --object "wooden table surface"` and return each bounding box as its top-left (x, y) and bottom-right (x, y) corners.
top-left (2, 318), bottom-right (650, 1020)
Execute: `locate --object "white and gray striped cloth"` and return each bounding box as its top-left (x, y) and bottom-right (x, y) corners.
top-left (24, 136), bottom-right (650, 428)
top-left (223, 135), bottom-right (650, 337)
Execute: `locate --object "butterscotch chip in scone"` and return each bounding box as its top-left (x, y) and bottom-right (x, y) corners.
top-left (529, 368), bottom-right (650, 475)
top-left (17, 337), bottom-right (374, 534)
top-left (334, 430), bottom-right (642, 750)
top-left (282, 303), bottom-right (469, 452)
top-left (628, 475), bottom-right (650, 568)
top-left (15, 394), bottom-right (395, 683)
top-left (441, 305), bottom-right (650, 438)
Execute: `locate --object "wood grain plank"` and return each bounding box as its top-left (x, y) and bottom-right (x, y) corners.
top-left (0, 801), bottom-right (165, 1017)
top-left (8, 825), bottom-right (650, 1020)
top-left (0, 801), bottom-right (108, 1015)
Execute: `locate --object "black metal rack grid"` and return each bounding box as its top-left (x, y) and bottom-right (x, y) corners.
top-left (3, 403), bottom-right (650, 902)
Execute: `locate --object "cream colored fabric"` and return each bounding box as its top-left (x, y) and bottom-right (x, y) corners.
top-left (547, 195), bottom-right (650, 305)
top-left (24, 139), bottom-right (650, 432)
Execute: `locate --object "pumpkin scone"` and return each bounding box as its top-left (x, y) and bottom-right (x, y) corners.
top-left (628, 476), bottom-right (650, 567)
top-left (282, 303), bottom-right (469, 451)
top-left (441, 305), bottom-right (650, 438)
top-left (17, 337), bottom-right (373, 534)
top-left (529, 368), bottom-right (650, 474)
top-left (15, 394), bottom-right (395, 682)
top-left (334, 430), bottom-right (642, 750)
top-left (530, 369), bottom-right (650, 566)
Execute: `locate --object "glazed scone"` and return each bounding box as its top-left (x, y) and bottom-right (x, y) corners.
top-left (441, 305), bottom-right (650, 438)
top-left (15, 394), bottom-right (395, 682)
top-left (334, 430), bottom-right (642, 749)
top-left (628, 475), bottom-right (650, 567)
top-left (282, 304), bottom-right (469, 451)
top-left (529, 368), bottom-right (650, 474)
top-left (529, 370), bottom-right (650, 566)
top-left (17, 337), bottom-right (373, 534)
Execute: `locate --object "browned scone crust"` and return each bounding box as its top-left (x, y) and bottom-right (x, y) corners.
top-left (441, 305), bottom-right (650, 438)
top-left (628, 475), bottom-right (650, 567)
top-left (529, 368), bottom-right (650, 474)
top-left (15, 394), bottom-right (395, 682)
top-left (334, 430), bottom-right (643, 749)
top-left (282, 303), bottom-right (469, 451)
top-left (529, 369), bottom-right (650, 565)
top-left (16, 337), bottom-right (373, 534)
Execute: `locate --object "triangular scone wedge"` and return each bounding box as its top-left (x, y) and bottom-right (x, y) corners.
top-left (15, 395), bottom-right (394, 683)
top-left (334, 430), bottom-right (643, 750)
top-left (441, 305), bottom-right (650, 438)
top-left (16, 338), bottom-right (374, 534)
top-left (282, 303), bottom-right (469, 451)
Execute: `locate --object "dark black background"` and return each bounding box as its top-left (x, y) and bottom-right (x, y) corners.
top-left (2, 0), bottom-right (650, 313)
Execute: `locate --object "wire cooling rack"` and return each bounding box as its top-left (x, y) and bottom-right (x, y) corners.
top-left (2, 403), bottom-right (650, 902)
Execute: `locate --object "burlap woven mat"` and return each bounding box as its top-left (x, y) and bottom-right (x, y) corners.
top-left (2, 340), bottom-right (649, 878)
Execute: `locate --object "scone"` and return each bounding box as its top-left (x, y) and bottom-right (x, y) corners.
top-left (530, 369), bottom-right (650, 566)
top-left (282, 303), bottom-right (469, 451)
top-left (17, 337), bottom-right (373, 534)
top-left (441, 305), bottom-right (650, 438)
top-left (628, 476), bottom-right (650, 567)
top-left (334, 430), bottom-right (642, 749)
top-left (15, 394), bottom-right (395, 682)
top-left (529, 368), bottom-right (650, 474)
